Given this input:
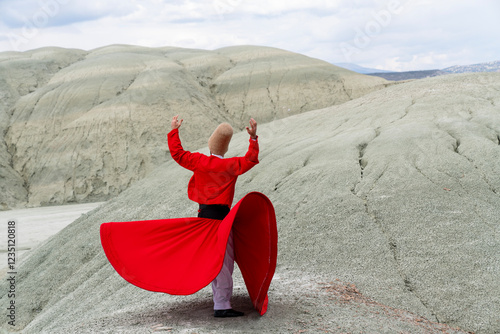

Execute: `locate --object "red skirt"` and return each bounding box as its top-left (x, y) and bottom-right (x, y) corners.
top-left (100, 192), bottom-right (278, 315)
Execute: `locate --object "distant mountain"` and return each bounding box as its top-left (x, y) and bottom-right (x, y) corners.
top-left (340, 60), bottom-right (500, 81)
top-left (366, 69), bottom-right (448, 81)
top-left (334, 62), bottom-right (391, 74)
top-left (443, 60), bottom-right (500, 73)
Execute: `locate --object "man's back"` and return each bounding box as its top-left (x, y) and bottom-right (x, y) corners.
top-left (167, 121), bottom-right (259, 207)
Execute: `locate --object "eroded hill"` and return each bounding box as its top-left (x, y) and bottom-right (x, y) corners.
top-left (1, 45), bottom-right (388, 209)
top-left (2, 72), bottom-right (499, 333)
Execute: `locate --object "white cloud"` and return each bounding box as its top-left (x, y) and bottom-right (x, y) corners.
top-left (0, 0), bottom-right (498, 71)
top-left (0, 0), bottom-right (139, 27)
top-left (235, 0), bottom-right (343, 16)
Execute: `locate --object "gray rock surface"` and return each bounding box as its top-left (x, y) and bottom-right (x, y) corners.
top-left (1, 72), bottom-right (498, 333)
top-left (0, 47), bottom-right (86, 210)
top-left (2, 45), bottom-right (387, 209)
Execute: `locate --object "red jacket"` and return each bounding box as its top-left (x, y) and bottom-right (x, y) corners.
top-left (168, 128), bottom-right (259, 207)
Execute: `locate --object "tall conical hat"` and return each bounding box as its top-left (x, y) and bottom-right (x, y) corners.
top-left (208, 123), bottom-right (233, 156)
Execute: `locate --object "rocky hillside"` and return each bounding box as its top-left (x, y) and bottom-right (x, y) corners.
top-left (2, 72), bottom-right (499, 334)
top-left (0, 45), bottom-right (388, 210)
top-left (0, 48), bottom-right (88, 210)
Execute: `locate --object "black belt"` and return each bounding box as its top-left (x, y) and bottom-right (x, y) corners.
top-left (198, 204), bottom-right (230, 220)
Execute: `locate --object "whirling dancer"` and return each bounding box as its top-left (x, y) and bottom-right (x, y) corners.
top-left (100, 116), bottom-right (277, 318)
top-left (168, 115), bottom-right (258, 317)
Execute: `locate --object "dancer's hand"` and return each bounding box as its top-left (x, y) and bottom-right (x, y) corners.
top-left (246, 118), bottom-right (257, 139)
top-left (171, 115), bottom-right (183, 130)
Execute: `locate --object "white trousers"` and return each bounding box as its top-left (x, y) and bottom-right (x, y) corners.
top-left (212, 229), bottom-right (234, 310)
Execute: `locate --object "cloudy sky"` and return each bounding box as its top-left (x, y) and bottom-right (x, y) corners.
top-left (0, 0), bottom-right (498, 71)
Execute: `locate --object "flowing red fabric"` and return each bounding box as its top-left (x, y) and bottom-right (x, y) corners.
top-left (100, 192), bottom-right (277, 315)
